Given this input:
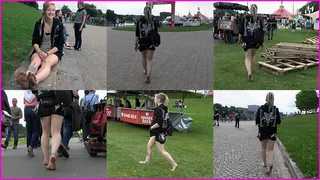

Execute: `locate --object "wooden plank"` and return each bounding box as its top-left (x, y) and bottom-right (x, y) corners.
top-left (257, 62), bottom-right (284, 71)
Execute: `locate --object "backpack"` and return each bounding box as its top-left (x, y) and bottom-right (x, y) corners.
top-left (89, 104), bottom-right (107, 136)
top-left (161, 108), bottom-right (173, 136)
top-left (235, 113), bottom-right (240, 119)
top-left (82, 94), bottom-right (96, 119)
top-left (259, 106), bottom-right (277, 128)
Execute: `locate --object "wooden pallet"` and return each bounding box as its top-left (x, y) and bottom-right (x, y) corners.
top-left (274, 43), bottom-right (318, 52)
top-left (302, 36), bottom-right (318, 45)
top-left (257, 58), bottom-right (318, 76)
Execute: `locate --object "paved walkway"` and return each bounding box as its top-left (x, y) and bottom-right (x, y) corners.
top-left (1, 138), bottom-right (106, 178)
top-left (214, 121), bottom-right (292, 178)
top-left (3, 23), bottom-right (107, 90)
top-left (107, 28), bottom-right (213, 90)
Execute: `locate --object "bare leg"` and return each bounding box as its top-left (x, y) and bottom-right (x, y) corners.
top-left (261, 140), bottom-right (267, 167)
top-left (141, 50), bottom-right (147, 74)
top-left (251, 48), bottom-right (258, 65)
top-left (47, 114), bottom-right (63, 170)
top-left (245, 49), bottom-right (253, 80)
top-left (267, 140), bottom-right (276, 170)
top-left (145, 49), bottom-right (154, 83)
top-left (16, 54), bottom-right (41, 88)
top-left (156, 142), bottom-right (178, 171)
top-left (139, 136), bottom-right (155, 164)
top-left (40, 116), bottom-right (51, 165)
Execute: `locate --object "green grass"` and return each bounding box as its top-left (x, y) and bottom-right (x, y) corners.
top-left (113, 23), bottom-right (213, 32)
top-left (2, 2), bottom-right (41, 84)
top-left (107, 96), bottom-right (213, 178)
top-left (277, 114), bottom-right (318, 178)
top-left (214, 29), bottom-right (318, 90)
top-left (1, 138), bottom-right (26, 147)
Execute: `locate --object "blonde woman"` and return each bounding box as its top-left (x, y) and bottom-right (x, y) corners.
top-left (16, 2), bottom-right (64, 89)
top-left (139, 93), bottom-right (178, 171)
top-left (238, 4), bottom-right (264, 81)
top-left (255, 92), bottom-right (281, 175)
top-left (135, 6), bottom-right (158, 83)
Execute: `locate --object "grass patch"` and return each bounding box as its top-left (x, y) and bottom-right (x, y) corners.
top-left (1, 138), bottom-right (26, 147)
top-left (2, 2), bottom-right (41, 84)
top-left (277, 114), bottom-right (318, 178)
top-left (107, 96), bottom-right (213, 178)
top-left (213, 29), bottom-right (318, 90)
top-left (113, 23), bottom-right (213, 32)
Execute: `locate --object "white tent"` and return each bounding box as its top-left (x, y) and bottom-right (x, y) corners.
top-left (302, 11), bottom-right (319, 30)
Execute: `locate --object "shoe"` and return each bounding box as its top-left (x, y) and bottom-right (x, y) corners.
top-left (2, 144), bottom-right (7, 149)
top-left (265, 165), bottom-right (273, 175)
top-left (27, 146), bottom-right (34, 157)
top-left (59, 144), bottom-right (69, 158)
top-left (13, 146), bottom-right (17, 149)
top-left (66, 147), bottom-right (70, 150)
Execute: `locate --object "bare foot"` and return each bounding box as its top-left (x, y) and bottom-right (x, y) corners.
top-left (138, 161), bottom-right (150, 165)
top-left (145, 76), bottom-right (150, 84)
top-left (46, 154), bottom-right (56, 170)
top-left (265, 165), bottom-right (273, 175)
top-left (262, 162), bottom-right (267, 167)
top-left (248, 74), bottom-right (253, 81)
top-left (28, 73), bottom-right (38, 88)
top-left (171, 164), bottom-right (178, 171)
top-left (16, 71), bottom-right (29, 89)
top-left (43, 160), bottom-right (49, 165)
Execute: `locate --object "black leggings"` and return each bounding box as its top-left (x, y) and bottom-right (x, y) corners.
top-left (74, 23), bottom-right (83, 49)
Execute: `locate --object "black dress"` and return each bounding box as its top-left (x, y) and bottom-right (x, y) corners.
top-left (37, 90), bottom-right (64, 118)
top-left (136, 16), bottom-right (158, 52)
top-left (149, 104), bottom-right (167, 144)
top-left (255, 104), bottom-right (281, 141)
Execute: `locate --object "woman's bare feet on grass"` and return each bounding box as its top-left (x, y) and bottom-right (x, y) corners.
top-left (16, 71), bottom-right (30, 89)
top-left (28, 73), bottom-right (38, 89)
top-left (171, 163), bottom-right (178, 171)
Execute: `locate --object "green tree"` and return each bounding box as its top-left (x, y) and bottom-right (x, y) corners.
top-left (21, 2), bottom-right (39, 10)
top-left (214, 103), bottom-right (223, 112)
top-left (299, 2), bottom-right (319, 14)
top-left (160, 12), bottom-right (171, 20)
top-left (61, 5), bottom-right (71, 15)
top-left (106, 9), bottom-right (117, 21)
top-left (295, 90), bottom-right (318, 114)
top-left (84, 3), bottom-right (98, 17)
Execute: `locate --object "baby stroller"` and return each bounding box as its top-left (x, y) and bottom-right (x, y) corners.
top-left (86, 100), bottom-right (107, 157)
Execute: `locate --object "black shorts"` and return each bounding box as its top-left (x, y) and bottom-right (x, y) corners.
top-left (258, 133), bottom-right (277, 141)
top-left (37, 103), bottom-right (65, 118)
top-left (139, 44), bottom-right (155, 52)
top-left (243, 43), bottom-right (260, 51)
top-left (150, 130), bottom-right (166, 144)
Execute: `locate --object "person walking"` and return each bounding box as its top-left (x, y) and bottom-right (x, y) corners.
top-left (3, 98), bottom-right (23, 149)
top-left (256, 92), bottom-right (281, 175)
top-left (214, 108), bottom-right (220, 126)
top-left (24, 90), bottom-right (41, 157)
top-left (73, 1), bottom-right (87, 51)
top-left (238, 4), bottom-right (264, 81)
top-left (139, 93), bottom-right (178, 171)
top-left (135, 5), bottom-right (159, 83)
top-left (2, 90), bottom-right (11, 149)
top-left (235, 111), bottom-right (240, 128)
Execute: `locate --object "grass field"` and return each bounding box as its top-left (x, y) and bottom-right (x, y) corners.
top-left (107, 96), bottom-right (213, 178)
top-left (277, 114), bottom-right (318, 178)
top-left (213, 29), bottom-right (318, 90)
top-left (113, 23), bottom-right (213, 32)
top-left (2, 2), bottom-right (41, 84)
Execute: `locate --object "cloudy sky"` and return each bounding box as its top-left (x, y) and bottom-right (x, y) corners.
top-left (37, 1), bottom-right (213, 18)
top-left (4, 90), bottom-right (107, 127)
top-left (213, 1), bottom-right (310, 14)
top-left (213, 90), bottom-right (318, 114)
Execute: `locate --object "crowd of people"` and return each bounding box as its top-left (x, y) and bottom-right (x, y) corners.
top-left (1, 90), bottom-right (100, 170)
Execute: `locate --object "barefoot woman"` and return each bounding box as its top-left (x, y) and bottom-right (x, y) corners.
top-left (16, 2), bottom-right (64, 89)
top-left (139, 93), bottom-right (178, 171)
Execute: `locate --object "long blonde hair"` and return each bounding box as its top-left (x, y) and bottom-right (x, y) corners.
top-left (249, 4), bottom-right (258, 21)
top-left (144, 5), bottom-right (152, 22)
top-left (265, 92), bottom-right (274, 111)
top-left (155, 93), bottom-right (169, 107)
top-left (40, 2), bottom-right (55, 36)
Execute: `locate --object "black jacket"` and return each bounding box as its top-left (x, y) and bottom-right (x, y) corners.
top-left (32, 18), bottom-right (64, 60)
top-left (256, 104), bottom-right (281, 135)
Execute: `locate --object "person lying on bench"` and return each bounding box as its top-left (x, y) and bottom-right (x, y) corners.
top-left (16, 2), bottom-right (64, 89)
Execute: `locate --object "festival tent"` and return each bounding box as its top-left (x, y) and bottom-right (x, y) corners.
top-left (193, 7), bottom-right (209, 22)
top-left (272, 4), bottom-right (292, 18)
top-left (302, 10), bottom-right (319, 20)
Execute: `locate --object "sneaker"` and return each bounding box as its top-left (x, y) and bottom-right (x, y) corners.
top-left (66, 147), bottom-right (70, 150)
top-left (59, 144), bottom-right (69, 158)
top-left (13, 146), bottom-right (17, 149)
top-left (2, 144), bottom-right (7, 149)
top-left (27, 146), bottom-right (34, 157)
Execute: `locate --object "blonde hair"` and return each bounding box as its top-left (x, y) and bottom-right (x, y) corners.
top-left (144, 5), bottom-right (152, 21)
top-left (155, 93), bottom-right (169, 106)
top-left (265, 92), bottom-right (274, 111)
top-left (40, 2), bottom-right (55, 37)
top-left (250, 4), bottom-right (258, 21)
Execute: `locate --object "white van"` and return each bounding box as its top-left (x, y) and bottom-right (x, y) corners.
top-left (162, 16), bottom-right (185, 27)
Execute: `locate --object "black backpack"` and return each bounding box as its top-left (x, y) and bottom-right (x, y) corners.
top-left (259, 106), bottom-right (277, 128)
top-left (160, 108), bottom-right (173, 136)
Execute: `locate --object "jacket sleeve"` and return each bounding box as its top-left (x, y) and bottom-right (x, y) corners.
top-left (255, 107), bottom-right (260, 125)
top-left (154, 20), bottom-right (158, 34)
top-left (32, 21), bottom-right (40, 46)
top-left (135, 20), bottom-right (139, 37)
top-left (239, 17), bottom-right (244, 36)
top-left (276, 108), bottom-right (281, 125)
top-left (54, 22), bottom-right (64, 53)
top-left (154, 108), bottom-right (164, 127)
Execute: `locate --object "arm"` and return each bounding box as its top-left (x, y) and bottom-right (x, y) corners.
top-left (51, 22), bottom-right (64, 55)
top-left (276, 108), bottom-right (281, 125)
top-left (255, 108), bottom-right (260, 125)
top-left (154, 20), bottom-right (158, 34)
top-left (94, 95), bottom-right (99, 104)
top-left (135, 20), bottom-right (139, 44)
top-left (32, 22), bottom-right (43, 55)
top-left (150, 109), bottom-right (163, 130)
top-left (16, 108), bottom-right (23, 120)
top-left (80, 11), bottom-right (87, 29)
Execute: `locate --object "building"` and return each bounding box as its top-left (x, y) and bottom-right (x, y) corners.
top-left (247, 105), bottom-right (259, 112)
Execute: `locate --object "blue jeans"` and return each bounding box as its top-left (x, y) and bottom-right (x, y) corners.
top-left (61, 119), bottom-right (73, 148)
top-left (63, 25), bottom-right (67, 43)
top-left (5, 124), bottom-right (19, 147)
top-left (25, 106), bottom-right (40, 148)
top-left (268, 27), bottom-right (274, 40)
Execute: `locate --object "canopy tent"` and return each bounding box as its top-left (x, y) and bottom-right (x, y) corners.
top-left (193, 7), bottom-right (209, 21)
top-left (187, 10), bottom-right (193, 18)
top-left (302, 11), bottom-right (319, 20)
top-left (272, 4), bottom-right (292, 18)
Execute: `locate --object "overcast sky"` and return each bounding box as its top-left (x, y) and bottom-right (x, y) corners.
top-left (213, 1), bottom-right (310, 14)
top-left (213, 90), bottom-right (318, 114)
top-left (37, 1), bottom-right (213, 18)
top-left (4, 90), bottom-right (107, 127)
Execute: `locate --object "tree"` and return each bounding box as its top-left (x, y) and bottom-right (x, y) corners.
top-left (61, 5), bottom-right (71, 15)
top-left (295, 90), bottom-right (318, 114)
top-left (106, 9), bottom-right (117, 21)
top-left (84, 3), bottom-right (98, 17)
top-left (97, 9), bottom-right (103, 17)
top-left (159, 12), bottom-right (171, 20)
top-left (214, 103), bottom-right (223, 112)
top-left (299, 2), bottom-right (319, 14)
top-left (230, 106), bottom-right (236, 113)
top-left (21, 2), bottom-right (39, 10)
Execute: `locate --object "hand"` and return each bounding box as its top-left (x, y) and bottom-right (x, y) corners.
top-left (79, 26), bottom-right (83, 31)
top-left (41, 51), bottom-right (48, 60)
top-left (135, 44), bottom-right (139, 51)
